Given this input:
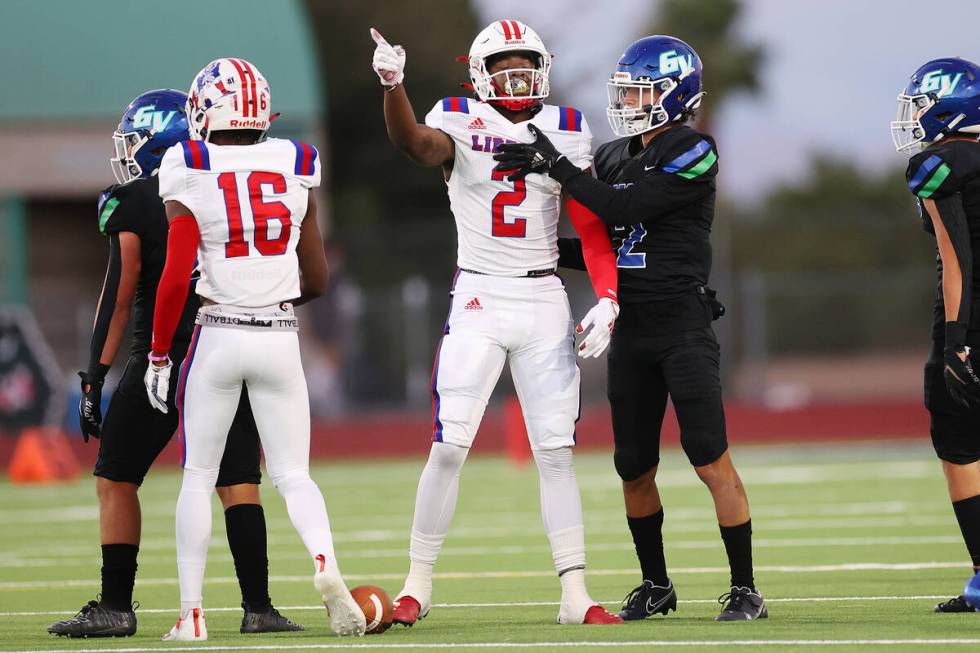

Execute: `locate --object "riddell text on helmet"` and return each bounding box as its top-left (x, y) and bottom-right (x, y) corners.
top-left (229, 119), bottom-right (268, 129)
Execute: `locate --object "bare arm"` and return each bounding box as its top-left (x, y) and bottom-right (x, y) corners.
top-left (382, 84), bottom-right (454, 167)
top-left (84, 231), bottom-right (141, 386)
top-left (294, 190), bottom-right (328, 306)
top-left (924, 196), bottom-right (972, 338)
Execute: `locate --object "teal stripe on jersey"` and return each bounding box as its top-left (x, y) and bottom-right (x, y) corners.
top-left (99, 197), bottom-right (119, 234)
top-left (917, 162), bottom-right (951, 199)
top-left (677, 149), bottom-right (717, 180)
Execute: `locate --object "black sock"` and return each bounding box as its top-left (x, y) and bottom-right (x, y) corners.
top-left (100, 544), bottom-right (138, 610)
top-left (225, 503), bottom-right (271, 611)
top-left (626, 508), bottom-right (669, 586)
top-left (952, 494), bottom-right (980, 569)
top-left (719, 520), bottom-right (754, 590)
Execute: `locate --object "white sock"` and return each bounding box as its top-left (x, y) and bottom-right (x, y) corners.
top-left (400, 443), bottom-right (469, 600)
top-left (274, 470), bottom-right (338, 570)
top-left (175, 467), bottom-right (218, 610)
top-left (533, 448), bottom-right (591, 607)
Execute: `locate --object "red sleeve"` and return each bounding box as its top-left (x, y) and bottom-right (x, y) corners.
top-left (150, 215), bottom-right (200, 355)
top-left (565, 197), bottom-right (618, 302)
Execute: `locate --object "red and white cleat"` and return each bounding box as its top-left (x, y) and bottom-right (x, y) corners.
top-left (583, 605), bottom-right (625, 625)
top-left (162, 608), bottom-right (207, 641)
top-left (313, 554), bottom-right (366, 637)
top-left (392, 595), bottom-right (428, 627)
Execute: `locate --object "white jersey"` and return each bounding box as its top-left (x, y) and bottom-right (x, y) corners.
top-left (158, 137), bottom-right (321, 307)
top-left (425, 99), bottom-right (592, 276)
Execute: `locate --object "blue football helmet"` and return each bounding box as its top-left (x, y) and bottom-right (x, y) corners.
top-left (110, 89), bottom-right (189, 184)
top-left (891, 57), bottom-right (980, 152)
top-left (606, 35), bottom-right (705, 137)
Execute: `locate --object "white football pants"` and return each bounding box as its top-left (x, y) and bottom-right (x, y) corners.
top-left (431, 270), bottom-right (581, 449)
top-left (174, 305), bottom-right (338, 609)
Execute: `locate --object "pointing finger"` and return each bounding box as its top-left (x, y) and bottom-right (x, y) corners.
top-left (370, 28), bottom-right (389, 46)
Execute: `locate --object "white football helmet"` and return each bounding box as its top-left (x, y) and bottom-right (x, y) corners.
top-left (186, 58), bottom-right (271, 141)
top-left (467, 20), bottom-right (551, 111)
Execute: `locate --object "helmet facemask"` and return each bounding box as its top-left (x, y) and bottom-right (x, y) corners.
top-left (471, 50), bottom-right (551, 111)
top-left (606, 71), bottom-right (704, 137)
top-left (891, 92), bottom-right (936, 152)
top-left (110, 130), bottom-right (148, 184)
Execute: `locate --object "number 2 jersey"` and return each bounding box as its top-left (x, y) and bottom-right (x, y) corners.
top-left (425, 98), bottom-right (593, 275)
top-left (158, 138), bottom-right (320, 307)
top-left (906, 139), bottom-right (980, 341)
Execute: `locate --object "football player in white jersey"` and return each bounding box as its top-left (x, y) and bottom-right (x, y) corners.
top-left (143, 58), bottom-right (366, 640)
top-left (371, 21), bottom-right (623, 626)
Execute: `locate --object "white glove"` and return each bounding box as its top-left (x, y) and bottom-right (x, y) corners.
top-left (370, 28), bottom-right (406, 87)
top-left (576, 297), bottom-right (619, 359)
top-left (144, 355), bottom-right (172, 414)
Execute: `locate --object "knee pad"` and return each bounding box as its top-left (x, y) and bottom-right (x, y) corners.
top-left (674, 395), bottom-right (728, 467)
top-left (613, 445), bottom-right (658, 482)
top-left (427, 441), bottom-right (469, 474)
top-left (270, 467), bottom-right (313, 492)
top-left (532, 446), bottom-right (574, 481)
top-left (180, 465), bottom-right (220, 493)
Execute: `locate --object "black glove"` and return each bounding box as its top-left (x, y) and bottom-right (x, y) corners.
top-left (494, 124), bottom-right (579, 182)
top-left (943, 347), bottom-right (980, 408)
top-left (78, 370), bottom-right (105, 442)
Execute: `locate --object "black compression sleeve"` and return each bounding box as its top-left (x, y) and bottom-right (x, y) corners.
top-left (935, 194), bottom-right (973, 347)
top-left (557, 237), bottom-right (587, 271)
top-left (87, 234), bottom-right (121, 380)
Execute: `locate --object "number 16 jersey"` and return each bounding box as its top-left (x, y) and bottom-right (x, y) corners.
top-left (425, 98), bottom-right (592, 276)
top-left (158, 138), bottom-right (321, 307)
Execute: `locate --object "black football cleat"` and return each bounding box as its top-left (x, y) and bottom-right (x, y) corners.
top-left (935, 595), bottom-right (980, 613)
top-left (46, 600), bottom-right (137, 638)
top-left (240, 604), bottom-right (305, 633)
top-left (618, 579), bottom-right (677, 620)
top-left (715, 586), bottom-right (768, 621)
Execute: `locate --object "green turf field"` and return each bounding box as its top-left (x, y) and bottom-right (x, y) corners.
top-left (2, 441), bottom-right (979, 652)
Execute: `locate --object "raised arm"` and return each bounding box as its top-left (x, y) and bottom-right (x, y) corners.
top-left (371, 28), bottom-right (454, 167)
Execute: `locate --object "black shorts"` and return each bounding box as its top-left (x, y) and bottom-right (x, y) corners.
top-left (924, 341), bottom-right (980, 465)
top-left (95, 355), bottom-right (262, 487)
top-left (607, 325), bottom-right (728, 479)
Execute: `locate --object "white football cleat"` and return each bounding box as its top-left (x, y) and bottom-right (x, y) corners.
top-left (313, 554), bottom-right (366, 637)
top-left (162, 608), bottom-right (207, 641)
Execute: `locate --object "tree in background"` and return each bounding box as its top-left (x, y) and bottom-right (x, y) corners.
top-left (651, 0), bottom-right (764, 131)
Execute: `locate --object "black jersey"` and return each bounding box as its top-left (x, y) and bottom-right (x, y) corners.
top-left (591, 125), bottom-right (717, 301)
top-left (557, 125), bottom-right (719, 334)
top-left (96, 176), bottom-right (198, 359)
top-left (906, 139), bottom-right (980, 341)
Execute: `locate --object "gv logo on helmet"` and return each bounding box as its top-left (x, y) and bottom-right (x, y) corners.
top-left (132, 105), bottom-right (177, 133)
top-left (659, 50), bottom-right (693, 76)
top-left (921, 69), bottom-right (964, 97)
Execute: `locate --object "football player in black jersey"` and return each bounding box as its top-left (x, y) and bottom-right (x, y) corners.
top-left (494, 36), bottom-right (764, 621)
top-left (47, 90), bottom-right (301, 638)
top-left (893, 57), bottom-right (980, 613)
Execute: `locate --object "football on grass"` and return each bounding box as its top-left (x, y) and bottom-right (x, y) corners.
top-left (350, 584), bottom-right (394, 634)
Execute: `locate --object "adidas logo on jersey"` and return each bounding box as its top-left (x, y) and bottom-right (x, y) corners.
top-left (464, 297), bottom-right (483, 311)
top-left (468, 118), bottom-right (487, 130)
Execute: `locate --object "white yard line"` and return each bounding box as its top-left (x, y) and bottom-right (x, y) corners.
top-left (0, 561), bottom-right (968, 590)
top-left (0, 594), bottom-right (953, 617)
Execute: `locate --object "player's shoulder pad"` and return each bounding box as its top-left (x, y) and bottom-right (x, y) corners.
top-left (907, 145), bottom-right (959, 200)
top-left (175, 139), bottom-right (212, 171)
top-left (658, 126), bottom-right (717, 180)
top-left (97, 177), bottom-right (156, 235)
top-left (554, 105), bottom-right (585, 133)
top-left (283, 139), bottom-right (319, 177)
top-left (438, 97), bottom-right (472, 114)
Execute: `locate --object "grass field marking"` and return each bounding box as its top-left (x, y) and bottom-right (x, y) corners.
top-left (0, 594), bottom-right (953, 617)
top-left (3, 533), bottom-right (964, 568)
top-left (0, 561), bottom-right (969, 590)
top-left (6, 638), bottom-right (980, 652)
